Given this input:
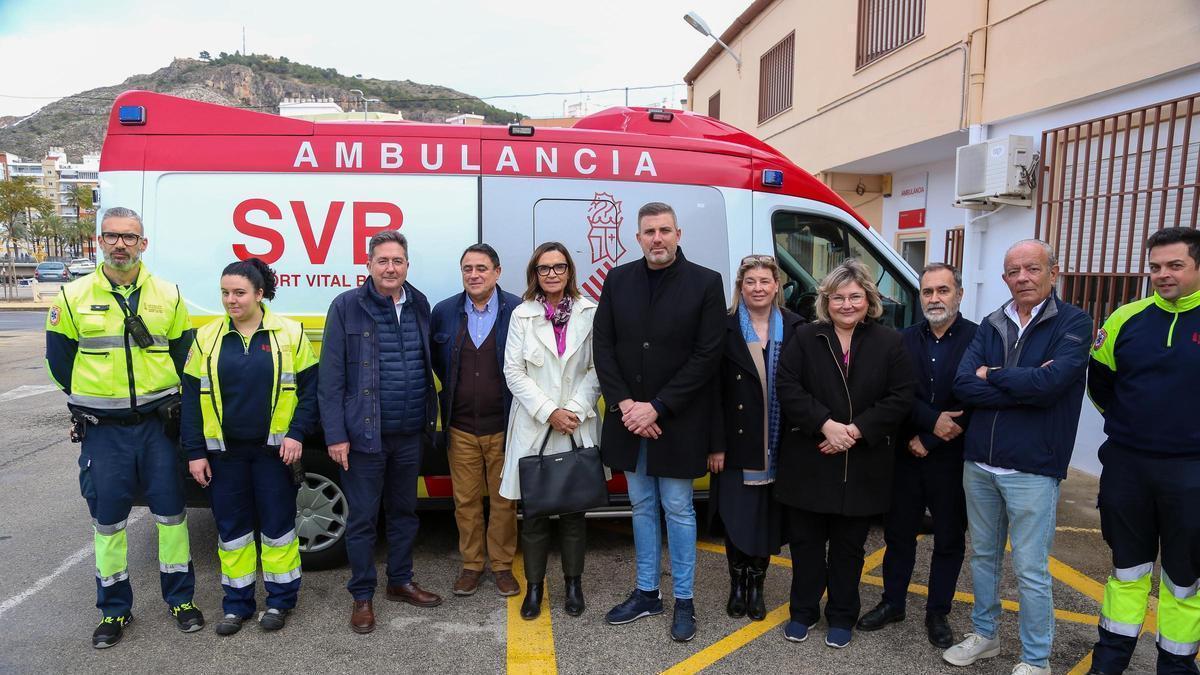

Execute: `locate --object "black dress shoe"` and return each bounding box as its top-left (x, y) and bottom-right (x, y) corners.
top-left (925, 613), bottom-right (954, 649)
top-left (564, 576), bottom-right (585, 617)
top-left (856, 601), bottom-right (905, 631)
top-left (520, 582), bottom-right (544, 620)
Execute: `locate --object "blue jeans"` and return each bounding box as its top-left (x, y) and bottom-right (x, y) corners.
top-left (341, 433), bottom-right (421, 600)
top-left (624, 445), bottom-right (696, 600)
top-left (963, 461), bottom-right (1060, 668)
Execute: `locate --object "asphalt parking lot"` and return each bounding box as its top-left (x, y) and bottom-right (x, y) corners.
top-left (0, 310), bottom-right (1170, 673)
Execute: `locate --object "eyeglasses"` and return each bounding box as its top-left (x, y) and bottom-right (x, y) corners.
top-left (740, 254), bottom-right (776, 265)
top-left (100, 232), bottom-right (143, 246)
top-left (535, 263), bottom-right (569, 277)
top-left (828, 293), bottom-right (866, 306)
top-left (372, 257), bottom-right (408, 268)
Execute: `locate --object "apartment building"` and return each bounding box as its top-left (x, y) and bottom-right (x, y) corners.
top-left (5, 147), bottom-right (99, 220)
top-left (685, 0), bottom-right (1200, 473)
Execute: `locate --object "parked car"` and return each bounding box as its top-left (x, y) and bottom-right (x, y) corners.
top-left (34, 261), bottom-right (71, 282)
top-left (67, 258), bottom-right (96, 277)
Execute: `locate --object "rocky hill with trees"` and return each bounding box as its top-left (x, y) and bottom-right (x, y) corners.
top-left (0, 53), bottom-right (524, 160)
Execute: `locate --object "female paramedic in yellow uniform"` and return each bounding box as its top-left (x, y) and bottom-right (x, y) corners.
top-left (181, 257), bottom-right (318, 636)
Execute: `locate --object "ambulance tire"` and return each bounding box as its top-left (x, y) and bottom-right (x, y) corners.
top-left (295, 454), bottom-right (349, 570)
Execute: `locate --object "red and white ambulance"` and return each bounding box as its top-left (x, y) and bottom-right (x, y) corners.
top-left (101, 91), bottom-right (919, 566)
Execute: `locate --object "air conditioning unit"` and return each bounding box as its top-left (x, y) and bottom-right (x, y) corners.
top-left (954, 135), bottom-right (1035, 206)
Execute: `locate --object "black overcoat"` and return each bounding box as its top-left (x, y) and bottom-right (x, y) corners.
top-left (593, 249), bottom-right (726, 479)
top-left (774, 320), bottom-right (916, 516)
top-left (711, 308), bottom-right (805, 470)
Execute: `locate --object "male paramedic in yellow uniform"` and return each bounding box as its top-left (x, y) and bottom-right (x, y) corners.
top-left (1087, 227), bottom-right (1200, 675)
top-left (45, 206), bottom-right (204, 648)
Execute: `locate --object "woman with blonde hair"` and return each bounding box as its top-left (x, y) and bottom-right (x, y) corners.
top-left (774, 259), bottom-right (915, 648)
top-left (500, 242), bottom-right (602, 621)
top-left (708, 255), bottom-right (804, 622)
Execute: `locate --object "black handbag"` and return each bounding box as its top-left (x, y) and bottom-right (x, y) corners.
top-left (517, 428), bottom-right (608, 519)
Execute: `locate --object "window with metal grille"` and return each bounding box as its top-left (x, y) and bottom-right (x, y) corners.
top-left (944, 227), bottom-right (965, 270)
top-left (708, 91), bottom-right (721, 121)
top-left (758, 32), bottom-right (794, 124)
top-left (856, 0), bottom-right (925, 69)
top-left (1036, 93), bottom-right (1200, 327)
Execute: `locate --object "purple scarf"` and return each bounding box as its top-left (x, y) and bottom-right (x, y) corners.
top-left (537, 294), bottom-right (573, 356)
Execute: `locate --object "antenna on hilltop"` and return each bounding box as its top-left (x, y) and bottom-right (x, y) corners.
top-left (242, 26), bottom-right (246, 55)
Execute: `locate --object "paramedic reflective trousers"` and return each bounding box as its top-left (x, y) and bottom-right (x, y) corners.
top-left (208, 439), bottom-right (301, 617)
top-left (1093, 441), bottom-right (1200, 675)
top-left (79, 416), bottom-right (194, 618)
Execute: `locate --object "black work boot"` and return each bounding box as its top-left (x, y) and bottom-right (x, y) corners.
top-left (92, 614), bottom-right (132, 649)
top-left (745, 557), bottom-right (768, 621)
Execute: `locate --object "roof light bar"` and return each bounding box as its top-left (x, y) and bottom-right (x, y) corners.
top-left (761, 169), bottom-right (784, 188)
top-left (118, 105), bottom-right (146, 126)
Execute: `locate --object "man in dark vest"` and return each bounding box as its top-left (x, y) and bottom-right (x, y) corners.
top-left (594, 201), bottom-right (726, 643)
top-left (430, 243), bottom-right (522, 598)
top-left (319, 230), bottom-right (442, 634)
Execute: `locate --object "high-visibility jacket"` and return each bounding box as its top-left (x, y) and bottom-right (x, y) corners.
top-left (185, 305), bottom-right (317, 451)
top-left (1089, 288), bottom-right (1200, 455)
top-left (45, 263), bottom-right (190, 412)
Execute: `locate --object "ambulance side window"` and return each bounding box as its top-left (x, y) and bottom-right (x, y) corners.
top-left (771, 211), bottom-right (916, 329)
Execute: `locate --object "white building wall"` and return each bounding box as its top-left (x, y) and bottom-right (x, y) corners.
top-left (880, 158), bottom-right (961, 269)
top-left (875, 65), bottom-right (1200, 476)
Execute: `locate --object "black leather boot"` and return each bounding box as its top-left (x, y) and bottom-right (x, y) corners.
top-left (564, 576), bottom-right (585, 617)
top-left (726, 561), bottom-right (748, 618)
top-left (745, 557), bottom-right (768, 621)
top-left (520, 581), bottom-right (543, 620)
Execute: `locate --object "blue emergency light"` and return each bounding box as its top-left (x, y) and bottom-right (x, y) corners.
top-left (761, 169), bottom-right (784, 188)
top-left (118, 105), bottom-right (146, 126)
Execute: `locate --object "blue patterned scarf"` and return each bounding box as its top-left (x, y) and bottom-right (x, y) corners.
top-left (738, 304), bottom-right (783, 485)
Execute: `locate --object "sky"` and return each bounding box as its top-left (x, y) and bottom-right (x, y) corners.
top-left (0, 0), bottom-right (743, 119)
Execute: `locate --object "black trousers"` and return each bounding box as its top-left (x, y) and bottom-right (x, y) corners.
top-left (880, 455), bottom-right (967, 617)
top-left (787, 507), bottom-right (872, 629)
top-left (521, 512), bottom-right (586, 583)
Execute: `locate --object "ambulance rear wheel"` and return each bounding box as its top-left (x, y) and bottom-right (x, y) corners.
top-left (295, 463), bottom-right (349, 570)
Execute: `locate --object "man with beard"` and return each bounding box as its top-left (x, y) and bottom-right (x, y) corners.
top-left (857, 262), bottom-right (976, 649)
top-left (45, 206), bottom-right (203, 648)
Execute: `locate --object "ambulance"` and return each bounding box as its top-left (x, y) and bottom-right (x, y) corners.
top-left (101, 91), bottom-right (920, 567)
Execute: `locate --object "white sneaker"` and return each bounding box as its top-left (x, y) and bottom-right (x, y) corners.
top-left (1011, 663), bottom-right (1050, 675)
top-left (943, 632), bottom-right (1002, 666)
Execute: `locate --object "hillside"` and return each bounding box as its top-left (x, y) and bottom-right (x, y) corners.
top-left (0, 53), bottom-right (524, 160)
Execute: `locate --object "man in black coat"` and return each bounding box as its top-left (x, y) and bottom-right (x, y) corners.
top-left (594, 201), bottom-right (726, 643)
top-left (856, 262), bottom-right (977, 649)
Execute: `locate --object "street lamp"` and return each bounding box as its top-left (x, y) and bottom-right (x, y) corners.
top-left (364, 97), bottom-right (380, 120)
top-left (684, 11), bottom-right (741, 69)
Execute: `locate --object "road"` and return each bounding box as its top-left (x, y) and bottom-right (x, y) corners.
top-left (0, 316), bottom-right (1165, 674)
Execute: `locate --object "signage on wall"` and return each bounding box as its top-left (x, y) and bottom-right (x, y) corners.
top-left (894, 171), bottom-right (928, 230)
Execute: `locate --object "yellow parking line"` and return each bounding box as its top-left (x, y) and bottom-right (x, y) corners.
top-left (507, 552), bottom-right (556, 674)
top-left (859, 575), bottom-right (1099, 626)
top-left (661, 543), bottom-right (889, 674)
top-left (1048, 555), bottom-right (1106, 604)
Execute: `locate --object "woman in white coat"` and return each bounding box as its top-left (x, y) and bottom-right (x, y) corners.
top-left (501, 241), bottom-right (602, 621)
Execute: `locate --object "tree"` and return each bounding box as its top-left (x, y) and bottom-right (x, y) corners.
top-left (74, 217), bottom-right (96, 258)
top-left (0, 178), bottom-right (52, 299)
top-left (66, 183), bottom-right (95, 217)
